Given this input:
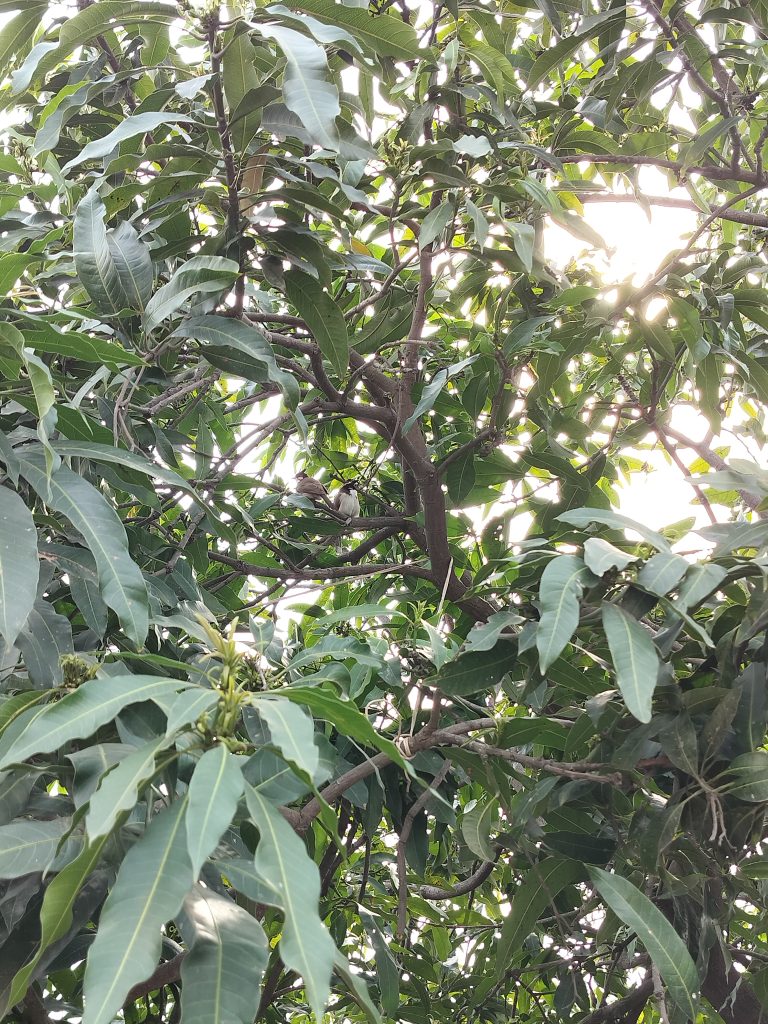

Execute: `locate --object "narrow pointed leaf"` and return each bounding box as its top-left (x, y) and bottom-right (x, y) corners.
top-left (173, 315), bottom-right (299, 406)
top-left (73, 188), bottom-right (130, 315)
top-left (0, 676), bottom-right (186, 771)
top-left (536, 555), bottom-right (591, 672)
top-left (258, 24), bottom-right (340, 151)
top-left (497, 858), bottom-right (583, 971)
top-left (0, 485), bottom-right (38, 647)
top-left (252, 697), bottom-right (319, 779)
top-left (724, 751), bottom-right (768, 802)
top-left (82, 800), bottom-right (194, 1024)
top-left (286, 0), bottom-right (417, 59)
top-left (63, 113), bottom-right (192, 173)
top-left (18, 454), bottom-right (148, 646)
top-left (0, 818), bottom-right (71, 880)
top-left (143, 256), bottom-right (239, 333)
top-left (285, 269), bottom-right (348, 377)
top-left (278, 687), bottom-right (408, 768)
top-left (589, 867), bottom-right (699, 1018)
top-left (106, 221), bottom-right (153, 311)
top-left (557, 508), bottom-right (671, 551)
top-left (245, 785), bottom-right (336, 1021)
top-left (186, 745), bottom-right (244, 879)
top-left (53, 439), bottom-right (207, 509)
top-left (637, 552), bottom-right (689, 596)
top-left (86, 737), bottom-right (168, 840)
top-left (9, 832), bottom-right (112, 1006)
top-left (180, 885), bottom-right (269, 1024)
top-left (602, 604), bottom-right (660, 723)
top-left (583, 538), bottom-right (637, 576)
top-left (462, 797), bottom-right (498, 861)
top-left (431, 641), bottom-right (516, 697)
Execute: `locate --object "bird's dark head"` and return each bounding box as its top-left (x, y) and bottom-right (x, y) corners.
top-left (341, 481), bottom-right (357, 491)
top-left (296, 471), bottom-right (308, 480)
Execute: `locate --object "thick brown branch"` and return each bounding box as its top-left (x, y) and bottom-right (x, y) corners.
top-left (580, 979), bottom-right (654, 1024)
top-left (124, 954), bottom-right (187, 1004)
top-left (556, 154), bottom-right (765, 188)
top-left (208, 551), bottom-right (438, 583)
top-left (576, 192), bottom-right (768, 229)
top-left (419, 858), bottom-right (497, 900)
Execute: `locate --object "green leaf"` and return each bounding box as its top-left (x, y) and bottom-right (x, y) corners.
top-left (637, 552), bottom-right (689, 596)
top-left (497, 858), bottom-right (583, 970)
top-left (16, 599), bottom-right (73, 688)
top-left (431, 641), bottom-right (516, 696)
top-left (589, 867), bottom-right (699, 1017)
top-left (257, 24), bottom-right (340, 151)
top-left (358, 908), bottom-right (400, 1016)
top-left (82, 799), bottom-right (194, 1024)
top-left (252, 697), bottom-right (319, 779)
top-left (245, 786), bottom-right (336, 1021)
top-left (18, 455), bottom-right (149, 646)
top-left (0, 323), bottom-right (57, 475)
top-left (557, 508), bottom-right (671, 551)
top-left (143, 256), bottom-right (239, 333)
top-left (0, 6), bottom-right (45, 74)
top-left (659, 714), bottom-right (699, 776)
top-left (106, 221), bottom-right (154, 312)
top-left (724, 751), bottom-right (768, 802)
top-left (506, 221), bottom-right (535, 272)
top-left (533, 0), bottom-right (562, 34)
top-left (164, 688), bottom-right (220, 737)
top-left (536, 555), bottom-right (591, 673)
top-left (446, 454), bottom-right (476, 504)
top-left (403, 356), bottom-right (477, 433)
top-left (419, 203), bottom-right (453, 250)
top-left (180, 885), bottom-right (269, 1024)
top-left (284, 0), bottom-right (417, 59)
top-left (31, 2), bottom-right (177, 88)
top-left (278, 687), bottom-right (408, 768)
top-left (173, 315), bottom-right (299, 406)
top-left (602, 604), bottom-right (660, 724)
top-left (462, 796), bottom-right (498, 861)
top-left (333, 951), bottom-right (382, 1024)
top-left (583, 538), bottom-right (637, 576)
top-left (0, 676), bottom-right (186, 771)
top-left (285, 269), bottom-right (349, 377)
top-left (53, 439), bottom-right (207, 511)
top-left (0, 818), bottom-right (70, 880)
top-left (17, 322), bottom-right (144, 368)
top-left (543, 832), bottom-right (615, 864)
top-left (306, 603), bottom-right (410, 628)
top-left (86, 737), bottom-right (168, 841)
top-left (186, 745), bottom-right (244, 879)
top-left (9, 831), bottom-right (112, 1006)
top-left (73, 188), bottom-right (131, 315)
top-left (62, 112), bottom-right (193, 173)
top-left (0, 485), bottom-right (38, 648)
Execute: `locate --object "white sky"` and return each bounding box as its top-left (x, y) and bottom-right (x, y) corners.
top-left (542, 174), bottom-right (762, 546)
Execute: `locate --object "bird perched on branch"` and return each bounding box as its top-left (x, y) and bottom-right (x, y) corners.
top-left (295, 471), bottom-right (330, 505)
top-left (333, 481), bottom-right (360, 522)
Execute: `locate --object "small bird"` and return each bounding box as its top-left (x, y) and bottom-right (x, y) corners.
top-left (333, 481), bottom-right (360, 522)
top-left (295, 471), bottom-right (330, 505)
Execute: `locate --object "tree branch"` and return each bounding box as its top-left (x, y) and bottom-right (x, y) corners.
top-left (396, 759), bottom-right (451, 936)
top-left (556, 154), bottom-right (765, 188)
top-left (579, 979), bottom-right (654, 1024)
top-left (419, 858), bottom-right (497, 900)
top-left (124, 954), bottom-right (187, 1004)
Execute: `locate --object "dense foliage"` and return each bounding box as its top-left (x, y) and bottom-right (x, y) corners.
top-left (1, 0), bottom-right (768, 1022)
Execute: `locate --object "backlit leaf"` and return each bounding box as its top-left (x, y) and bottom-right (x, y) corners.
top-left (589, 868), bottom-right (699, 1018)
top-left (602, 604), bottom-right (660, 723)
